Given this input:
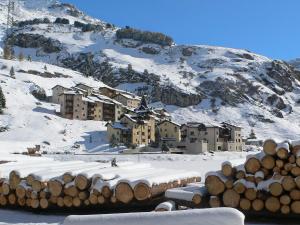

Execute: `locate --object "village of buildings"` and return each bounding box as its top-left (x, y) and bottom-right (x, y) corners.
top-left (52, 83), bottom-right (245, 154)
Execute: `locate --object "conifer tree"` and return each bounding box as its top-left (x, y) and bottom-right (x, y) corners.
top-left (18, 52), bottom-right (24, 61)
top-left (0, 87), bottom-right (6, 114)
top-left (10, 66), bottom-right (15, 78)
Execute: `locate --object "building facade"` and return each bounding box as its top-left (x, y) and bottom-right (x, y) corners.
top-left (180, 122), bottom-right (243, 153)
top-left (52, 85), bottom-right (71, 104)
top-left (113, 93), bottom-right (141, 109)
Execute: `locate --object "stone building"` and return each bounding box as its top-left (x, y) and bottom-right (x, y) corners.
top-left (113, 93), bottom-right (141, 109)
top-left (179, 122), bottom-right (243, 153)
top-left (51, 85), bottom-right (71, 104)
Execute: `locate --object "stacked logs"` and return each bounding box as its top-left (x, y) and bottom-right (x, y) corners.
top-left (0, 163), bottom-right (200, 210)
top-left (205, 139), bottom-right (300, 214)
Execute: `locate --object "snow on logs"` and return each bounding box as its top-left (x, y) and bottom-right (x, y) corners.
top-left (205, 139), bottom-right (300, 214)
top-left (0, 160), bottom-right (200, 210)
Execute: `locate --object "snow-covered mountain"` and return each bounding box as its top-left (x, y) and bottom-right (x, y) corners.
top-left (1, 0), bottom-right (300, 148)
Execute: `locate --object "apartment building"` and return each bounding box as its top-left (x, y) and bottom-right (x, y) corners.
top-left (113, 93), bottom-right (141, 109)
top-left (107, 113), bottom-right (156, 146)
top-left (179, 122), bottom-right (243, 153)
top-left (51, 85), bottom-right (71, 104)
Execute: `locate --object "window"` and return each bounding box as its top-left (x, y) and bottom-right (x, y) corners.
top-left (82, 108), bottom-right (84, 110)
top-left (205, 132), bottom-right (208, 135)
top-left (218, 146), bottom-right (221, 150)
top-left (137, 132), bottom-right (139, 135)
top-left (76, 116), bottom-right (79, 119)
top-left (142, 139), bottom-right (146, 142)
top-left (190, 131), bottom-right (195, 136)
top-left (239, 139), bottom-right (241, 142)
top-left (77, 104), bottom-right (79, 107)
top-left (174, 127), bottom-right (177, 132)
top-left (142, 132), bottom-right (145, 135)
top-left (217, 138), bottom-right (219, 142)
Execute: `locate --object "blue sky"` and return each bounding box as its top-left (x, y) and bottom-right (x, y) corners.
top-left (64, 0), bottom-right (300, 60)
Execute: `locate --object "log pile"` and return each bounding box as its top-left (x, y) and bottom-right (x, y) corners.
top-left (205, 139), bottom-right (300, 214)
top-left (0, 161), bottom-right (200, 210)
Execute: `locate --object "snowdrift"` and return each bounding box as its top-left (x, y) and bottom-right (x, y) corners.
top-left (63, 208), bottom-right (245, 225)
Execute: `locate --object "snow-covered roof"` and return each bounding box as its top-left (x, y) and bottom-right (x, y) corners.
top-left (183, 122), bottom-right (222, 128)
top-left (109, 122), bottom-right (130, 131)
top-left (51, 84), bottom-right (71, 90)
top-left (222, 121), bottom-right (242, 129)
top-left (158, 120), bottom-right (181, 127)
top-left (115, 93), bottom-right (141, 101)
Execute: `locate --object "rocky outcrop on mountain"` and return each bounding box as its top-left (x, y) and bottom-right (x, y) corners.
top-left (7, 33), bottom-right (62, 54)
top-left (152, 85), bottom-right (202, 107)
top-left (29, 84), bottom-right (46, 100)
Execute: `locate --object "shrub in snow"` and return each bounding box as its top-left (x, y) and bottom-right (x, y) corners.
top-left (29, 84), bottom-right (46, 101)
top-left (116, 27), bottom-right (173, 46)
top-left (54, 17), bottom-right (70, 24)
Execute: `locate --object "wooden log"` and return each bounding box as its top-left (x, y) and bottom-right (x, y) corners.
top-left (225, 179), bottom-right (234, 189)
top-left (252, 199), bottom-right (264, 211)
top-left (265, 196), bottom-right (281, 213)
top-left (25, 198), bottom-right (31, 207)
top-left (32, 180), bottom-right (46, 192)
top-left (221, 162), bottom-right (235, 177)
top-left (83, 199), bottom-right (90, 206)
top-left (281, 170), bottom-right (288, 176)
top-left (64, 182), bottom-right (79, 197)
top-left (239, 198), bottom-right (251, 210)
top-left (48, 179), bottom-right (63, 197)
top-left (291, 140), bottom-right (300, 155)
top-left (284, 163), bottom-right (294, 172)
top-left (209, 196), bottom-right (221, 208)
top-left (40, 188), bottom-right (50, 199)
top-left (115, 182), bottom-right (134, 204)
top-left (78, 191), bottom-right (89, 200)
top-left (72, 197), bottom-right (82, 207)
top-left (295, 176), bottom-right (300, 189)
top-left (261, 155), bottom-right (275, 170)
top-left (280, 194), bottom-right (291, 205)
top-left (89, 193), bottom-right (98, 205)
top-left (281, 205), bottom-right (290, 214)
top-left (49, 196), bottom-right (57, 204)
top-left (110, 195), bottom-right (117, 204)
top-left (205, 172), bottom-right (226, 195)
top-left (8, 193), bottom-right (16, 205)
top-left (9, 171), bottom-right (22, 190)
top-left (269, 181), bottom-right (283, 197)
top-left (2, 180), bottom-right (10, 195)
top-left (222, 189), bottom-right (240, 208)
top-left (40, 198), bottom-right (49, 209)
top-left (290, 189), bottom-right (300, 200)
top-left (0, 195), bottom-right (7, 206)
top-left (245, 175), bottom-right (256, 183)
top-left (74, 174), bottom-right (91, 191)
top-left (17, 198), bottom-right (26, 207)
top-left (15, 181), bottom-right (29, 199)
top-left (276, 142), bottom-right (290, 160)
top-left (31, 199), bottom-right (40, 209)
top-left (233, 179), bottom-right (246, 194)
top-left (291, 166), bottom-right (300, 177)
top-left (102, 186), bottom-right (113, 199)
top-left (63, 196), bottom-right (73, 207)
top-left (276, 159), bottom-right (284, 169)
top-left (245, 154), bottom-right (262, 174)
top-left (97, 195), bottom-right (106, 204)
top-left (57, 197), bottom-right (64, 207)
top-left (30, 191), bottom-right (38, 200)
top-left (63, 172), bottom-right (74, 184)
top-left (282, 176), bottom-right (296, 191)
top-left (289, 155), bottom-right (296, 164)
top-left (263, 139), bottom-right (277, 155)
top-left (291, 201), bottom-right (300, 214)
top-left (245, 187), bottom-right (257, 201)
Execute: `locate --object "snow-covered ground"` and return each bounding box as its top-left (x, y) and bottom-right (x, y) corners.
top-left (0, 58), bottom-right (121, 154)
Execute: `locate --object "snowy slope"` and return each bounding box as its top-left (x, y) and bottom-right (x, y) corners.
top-left (0, 58), bottom-right (123, 155)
